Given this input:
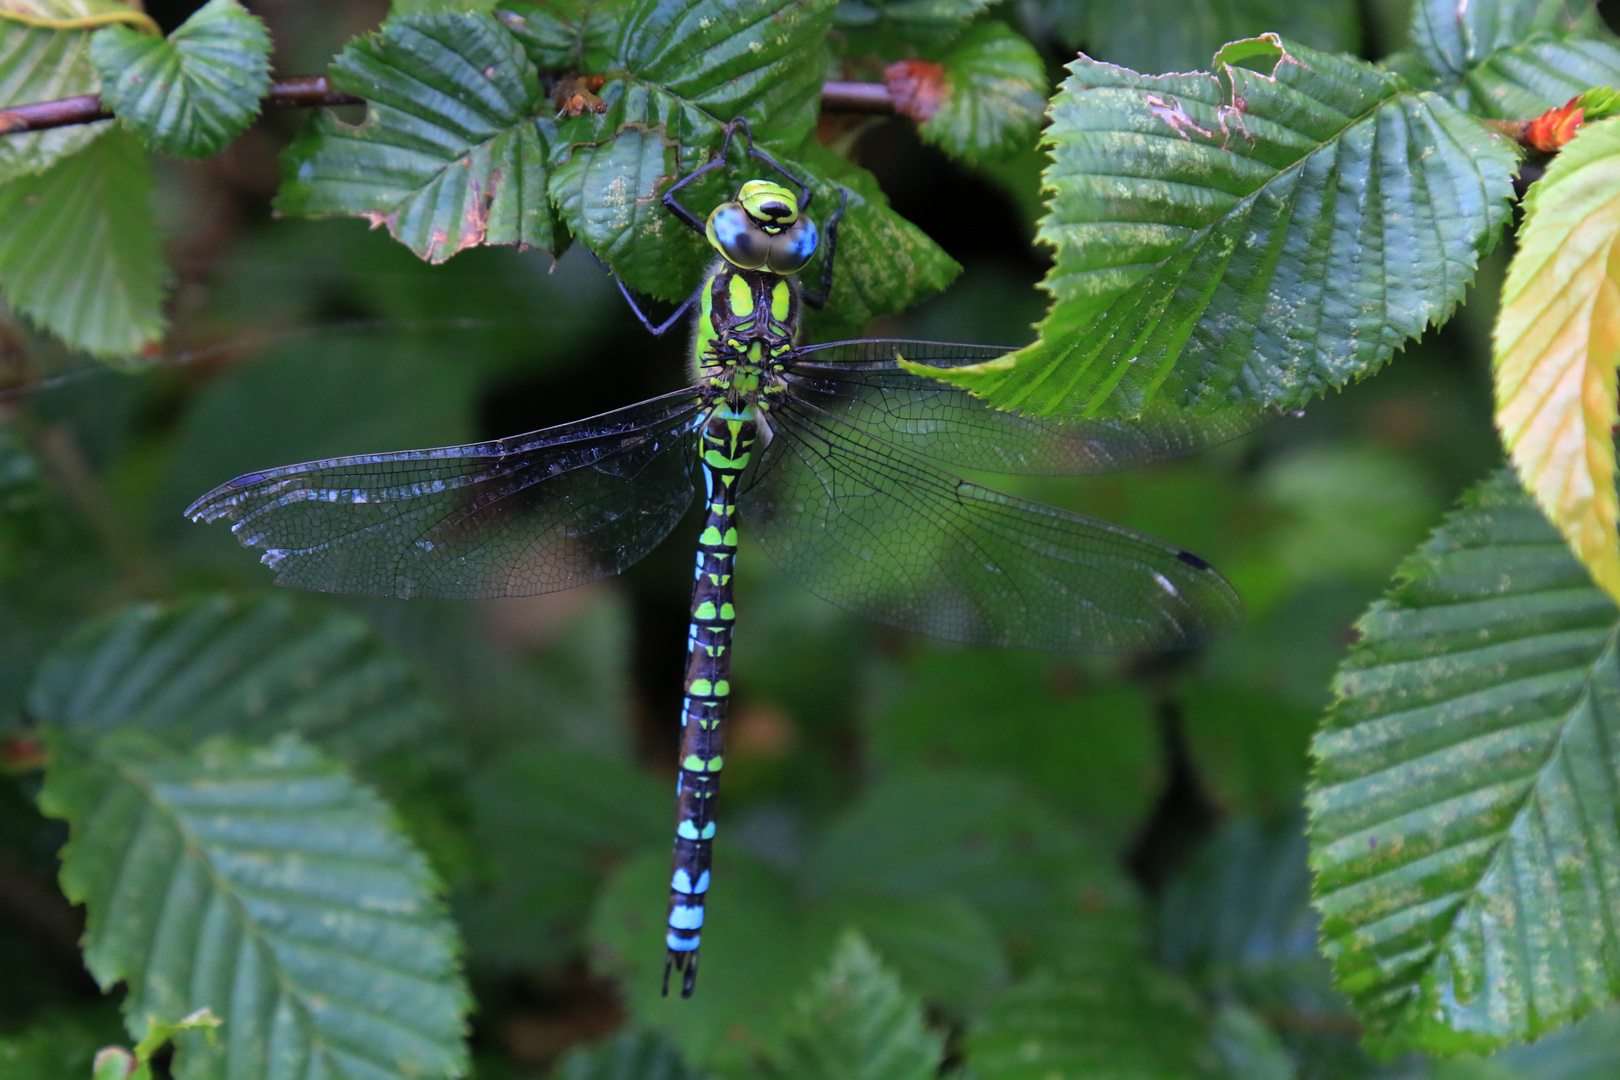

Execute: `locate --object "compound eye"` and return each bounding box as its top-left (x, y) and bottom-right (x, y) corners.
top-left (765, 216), bottom-right (818, 274)
top-left (706, 203), bottom-right (769, 269)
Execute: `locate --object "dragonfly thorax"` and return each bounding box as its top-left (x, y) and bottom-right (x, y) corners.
top-left (691, 259), bottom-right (799, 410)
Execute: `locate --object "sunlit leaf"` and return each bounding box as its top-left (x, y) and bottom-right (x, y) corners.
top-left (277, 12), bottom-right (563, 262)
top-left (40, 732), bottom-right (471, 1080)
top-left (1494, 117), bottom-right (1620, 606)
top-left (0, 129), bottom-right (165, 360)
top-left (90, 0), bottom-right (271, 158)
top-left (1309, 468), bottom-right (1620, 1054)
top-left (930, 36), bottom-right (1518, 419)
top-left (917, 20), bottom-right (1045, 166)
top-left (0, 0), bottom-right (119, 183)
top-left (751, 932), bottom-right (944, 1080)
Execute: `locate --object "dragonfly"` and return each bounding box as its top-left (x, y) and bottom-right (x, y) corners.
top-left (187, 120), bottom-right (1253, 998)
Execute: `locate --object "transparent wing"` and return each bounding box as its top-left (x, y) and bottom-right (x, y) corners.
top-left (786, 340), bottom-right (1271, 475)
top-left (740, 395), bottom-right (1242, 652)
top-left (187, 391), bottom-right (706, 599)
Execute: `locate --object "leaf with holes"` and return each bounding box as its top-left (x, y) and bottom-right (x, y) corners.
top-left (90, 0), bottom-right (271, 158)
top-left (0, 0), bottom-right (127, 183)
top-left (40, 732), bottom-right (470, 1080)
top-left (0, 129), bottom-right (165, 360)
top-left (29, 593), bottom-right (449, 768)
top-left (1309, 469), bottom-right (1620, 1055)
top-left (276, 12), bottom-right (562, 262)
top-left (917, 20), bottom-right (1045, 166)
top-left (1494, 117), bottom-right (1620, 608)
top-left (928, 35), bottom-right (1518, 419)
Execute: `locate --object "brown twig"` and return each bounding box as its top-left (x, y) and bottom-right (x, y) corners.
top-left (0, 76), bottom-right (891, 138)
top-left (0, 75), bottom-right (364, 136)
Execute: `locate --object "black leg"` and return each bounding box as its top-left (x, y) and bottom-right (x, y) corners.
top-left (800, 186), bottom-right (847, 309)
top-left (662, 119), bottom-right (757, 234)
top-left (617, 278), bottom-right (700, 337)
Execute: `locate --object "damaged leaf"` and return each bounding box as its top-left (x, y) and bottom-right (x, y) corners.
top-left (276, 12), bottom-right (563, 262)
top-left (928, 35), bottom-right (1518, 419)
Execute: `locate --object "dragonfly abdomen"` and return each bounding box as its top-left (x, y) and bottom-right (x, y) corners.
top-left (665, 407), bottom-right (755, 997)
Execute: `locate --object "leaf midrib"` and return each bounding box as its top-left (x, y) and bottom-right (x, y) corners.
top-left (110, 750), bottom-right (437, 1079)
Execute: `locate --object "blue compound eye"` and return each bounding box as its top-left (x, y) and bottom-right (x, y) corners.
top-left (706, 203), bottom-right (769, 269)
top-left (765, 216), bottom-right (817, 274)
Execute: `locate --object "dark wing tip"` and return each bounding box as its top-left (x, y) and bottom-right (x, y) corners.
top-left (1175, 549), bottom-right (1212, 570)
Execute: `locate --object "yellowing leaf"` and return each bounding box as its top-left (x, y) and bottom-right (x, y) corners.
top-left (1494, 115), bottom-right (1620, 604)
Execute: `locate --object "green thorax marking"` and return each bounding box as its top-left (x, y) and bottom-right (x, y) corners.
top-left (690, 260), bottom-right (800, 408)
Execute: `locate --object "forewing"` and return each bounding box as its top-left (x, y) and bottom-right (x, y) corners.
top-left (187, 392), bottom-right (705, 599)
top-left (740, 397), bottom-right (1242, 652)
top-left (786, 340), bottom-right (1270, 475)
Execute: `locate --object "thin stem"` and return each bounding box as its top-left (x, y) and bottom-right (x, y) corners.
top-left (0, 77), bottom-right (890, 138)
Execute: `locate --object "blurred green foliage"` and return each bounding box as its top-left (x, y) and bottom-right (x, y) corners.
top-left (3, 0), bottom-right (1620, 1076)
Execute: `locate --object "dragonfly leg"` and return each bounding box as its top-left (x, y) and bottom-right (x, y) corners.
top-left (799, 186), bottom-right (847, 309)
top-left (663, 119), bottom-right (758, 233)
top-left (616, 277), bottom-right (701, 337)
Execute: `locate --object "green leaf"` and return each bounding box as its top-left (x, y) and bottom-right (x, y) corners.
top-left (555, 1029), bottom-right (697, 1080)
top-left (547, 0), bottom-right (839, 298)
top-left (616, 0), bottom-right (836, 152)
top-left (30, 593), bottom-right (448, 768)
top-left (276, 13), bottom-right (563, 262)
top-left (1086, 0), bottom-right (1361, 76)
top-left (550, 122), bottom-right (700, 301)
top-left (917, 20), bottom-right (1045, 166)
top-left (1309, 468), bottom-right (1620, 1055)
top-left (831, 0), bottom-right (995, 54)
top-left (1411, 0), bottom-right (1601, 83)
top-left (40, 732), bottom-right (471, 1080)
top-left (1405, 0), bottom-right (1620, 119)
top-left (929, 36), bottom-right (1519, 418)
top-left (90, 0), bottom-right (271, 158)
top-left (808, 894), bottom-right (1009, 1014)
top-left (753, 932), bottom-right (944, 1080)
top-left (495, 0), bottom-right (628, 73)
top-left (0, 1009), bottom-right (123, 1080)
top-left (0, 129), bottom-right (165, 360)
top-left (590, 847), bottom-right (822, 1072)
top-left (456, 747), bottom-right (666, 969)
top-left (965, 968), bottom-right (1217, 1080)
top-left (791, 139), bottom-right (961, 339)
top-left (866, 650), bottom-right (1160, 845)
top-left (800, 770), bottom-right (1140, 965)
top-left (0, 0), bottom-right (116, 184)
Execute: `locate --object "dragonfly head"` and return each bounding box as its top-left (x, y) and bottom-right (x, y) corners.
top-left (705, 180), bottom-right (818, 275)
